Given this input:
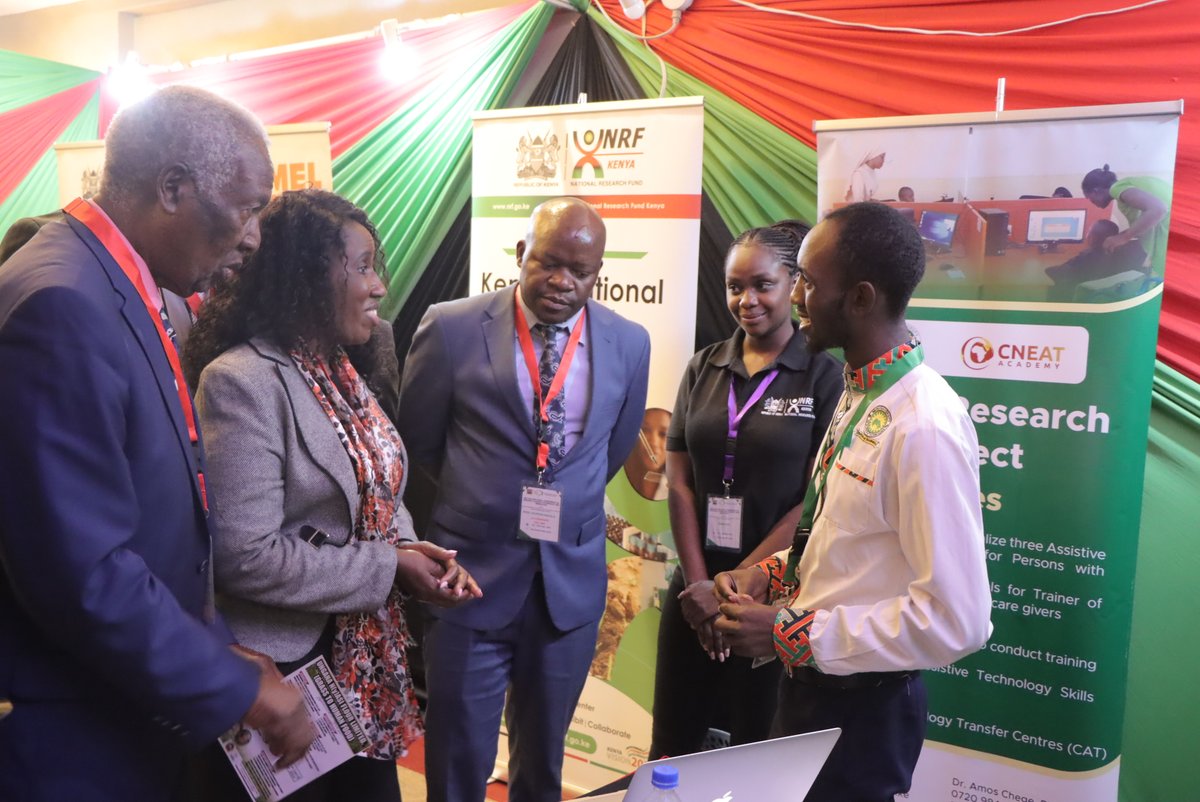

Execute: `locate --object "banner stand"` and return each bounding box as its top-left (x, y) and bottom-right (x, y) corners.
top-left (816, 100), bottom-right (1182, 802)
top-left (472, 96), bottom-right (705, 794)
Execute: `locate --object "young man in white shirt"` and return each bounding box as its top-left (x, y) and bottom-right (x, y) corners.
top-left (712, 201), bottom-right (993, 802)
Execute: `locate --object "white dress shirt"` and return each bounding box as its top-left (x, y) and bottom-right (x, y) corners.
top-left (780, 362), bottom-right (993, 675)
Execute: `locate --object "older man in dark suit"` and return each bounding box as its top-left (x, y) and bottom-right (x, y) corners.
top-left (1, 210), bottom-right (204, 352)
top-left (0, 85), bottom-right (314, 802)
top-left (398, 197), bottom-right (651, 802)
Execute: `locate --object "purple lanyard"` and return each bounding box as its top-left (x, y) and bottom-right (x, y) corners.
top-left (723, 370), bottom-right (779, 490)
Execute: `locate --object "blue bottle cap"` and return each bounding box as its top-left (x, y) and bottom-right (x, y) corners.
top-left (651, 764), bottom-right (679, 789)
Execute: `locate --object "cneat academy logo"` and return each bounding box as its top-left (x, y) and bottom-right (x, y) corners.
top-left (913, 320), bottom-right (1089, 385)
top-left (961, 337), bottom-right (995, 370)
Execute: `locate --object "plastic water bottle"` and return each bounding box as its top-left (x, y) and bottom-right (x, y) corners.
top-left (643, 764), bottom-right (684, 801)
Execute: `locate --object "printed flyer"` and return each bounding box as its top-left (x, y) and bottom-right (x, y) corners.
top-left (220, 656), bottom-right (369, 802)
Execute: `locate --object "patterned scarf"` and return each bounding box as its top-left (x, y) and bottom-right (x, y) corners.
top-left (289, 342), bottom-right (422, 759)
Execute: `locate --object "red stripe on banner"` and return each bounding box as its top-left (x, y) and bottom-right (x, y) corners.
top-left (0, 79), bottom-right (100, 205)
top-left (584, 194), bottom-right (700, 219)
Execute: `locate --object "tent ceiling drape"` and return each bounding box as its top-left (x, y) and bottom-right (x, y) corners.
top-left (1, 1), bottom-right (1195, 379)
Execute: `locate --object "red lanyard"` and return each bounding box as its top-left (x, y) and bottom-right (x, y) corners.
top-left (514, 290), bottom-right (586, 474)
top-left (64, 198), bottom-right (208, 511)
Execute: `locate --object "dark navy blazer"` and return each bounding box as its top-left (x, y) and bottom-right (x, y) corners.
top-left (0, 216), bottom-right (258, 800)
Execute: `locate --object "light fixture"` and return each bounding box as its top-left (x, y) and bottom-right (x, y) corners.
top-left (107, 51), bottom-right (155, 109)
top-left (379, 18), bottom-right (419, 83)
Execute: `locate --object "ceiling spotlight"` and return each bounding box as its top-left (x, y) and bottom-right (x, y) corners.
top-left (107, 52), bottom-right (155, 110)
top-left (379, 18), bottom-right (419, 83)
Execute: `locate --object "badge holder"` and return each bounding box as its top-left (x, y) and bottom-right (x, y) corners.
top-left (519, 468), bottom-right (562, 543)
top-left (705, 480), bottom-right (743, 552)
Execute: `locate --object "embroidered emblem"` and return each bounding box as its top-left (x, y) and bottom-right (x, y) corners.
top-left (854, 431), bottom-right (879, 447)
top-left (760, 396), bottom-right (816, 418)
top-left (863, 405), bottom-right (892, 437)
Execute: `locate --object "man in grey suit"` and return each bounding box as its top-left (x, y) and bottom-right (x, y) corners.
top-left (398, 197), bottom-right (650, 802)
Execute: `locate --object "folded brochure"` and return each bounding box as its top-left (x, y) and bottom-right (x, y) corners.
top-left (218, 655), bottom-right (368, 802)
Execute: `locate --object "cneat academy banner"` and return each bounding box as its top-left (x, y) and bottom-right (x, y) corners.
top-left (816, 100), bottom-right (1181, 802)
top-left (472, 96), bottom-right (704, 793)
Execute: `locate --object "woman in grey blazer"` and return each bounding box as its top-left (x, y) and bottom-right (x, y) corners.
top-left (185, 189), bottom-right (479, 801)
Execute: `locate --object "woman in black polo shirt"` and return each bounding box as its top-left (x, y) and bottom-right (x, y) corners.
top-left (650, 223), bottom-right (842, 759)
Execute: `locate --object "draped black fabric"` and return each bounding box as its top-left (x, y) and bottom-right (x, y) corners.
top-left (525, 13), bottom-right (645, 105)
top-left (390, 200), bottom-right (471, 377)
top-left (696, 193), bottom-right (737, 351)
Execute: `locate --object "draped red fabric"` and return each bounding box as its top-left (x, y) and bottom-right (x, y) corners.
top-left (0, 79), bottom-right (100, 202)
top-left (98, 4), bottom-right (528, 158)
top-left (601, 0), bottom-right (1200, 380)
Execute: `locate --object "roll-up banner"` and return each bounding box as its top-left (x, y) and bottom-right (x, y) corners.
top-left (471, 96), bottom-right (704, 793)
top-left (816, 100), bottom-right (1181, 801)
top-left (53, 122), bottom-right (334, 205)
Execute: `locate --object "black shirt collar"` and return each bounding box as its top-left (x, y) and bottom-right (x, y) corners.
top-left (708, 323), bottom-right (812, 378)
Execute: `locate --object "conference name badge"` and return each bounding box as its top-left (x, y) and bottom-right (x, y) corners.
top-left (518, 484), bottom-right (562, 543)
top-left (706, 494), bottom-right (743, 551)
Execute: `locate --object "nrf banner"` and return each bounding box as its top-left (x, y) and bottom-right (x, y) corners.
top-left (816, 101), bottom-right (1181, 801)
top-left (472, 97), bottom-right (704, 793)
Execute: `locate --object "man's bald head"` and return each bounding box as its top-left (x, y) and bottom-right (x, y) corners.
top-left (525, 197), bottom-right (606, 252)
top-left (515, 197), bottom-right (606, 324)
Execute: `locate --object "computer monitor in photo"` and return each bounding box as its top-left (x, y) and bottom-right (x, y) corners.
top-left (1027, 208), bottom-right (1088, 244)
top-left (918, 210), bottom-right (958, 249)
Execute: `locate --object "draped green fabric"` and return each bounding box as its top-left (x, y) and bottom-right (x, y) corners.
top-left (1122, 362), bottom-right (1200, 802)
top-left (0, 51), bottom-right (99, 114)
top-left (592, 10), bottom-right (818, 232)
top-left (334, 3), bottom-right (552, 319)
top-left (0, 94), bottom-right (98, 235)
top-left (1146, 360), bottom-right (1200, 429)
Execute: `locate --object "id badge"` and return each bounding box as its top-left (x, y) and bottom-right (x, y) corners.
top-left (705, 494), bottom-right (743, 551)
top-left (518, 484), bottom-right (562, 543)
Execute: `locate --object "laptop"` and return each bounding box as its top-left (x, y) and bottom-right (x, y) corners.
top-left (618, 728), bottom-right (841, 801)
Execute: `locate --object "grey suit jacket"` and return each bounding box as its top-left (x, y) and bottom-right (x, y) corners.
top-left (195, 337), bottom-right (410, 661)
top-left (398, 288), bottom-right (651, 633)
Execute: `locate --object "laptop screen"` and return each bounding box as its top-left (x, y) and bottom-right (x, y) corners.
top-left (622, 728), bottom-right (841, 801)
